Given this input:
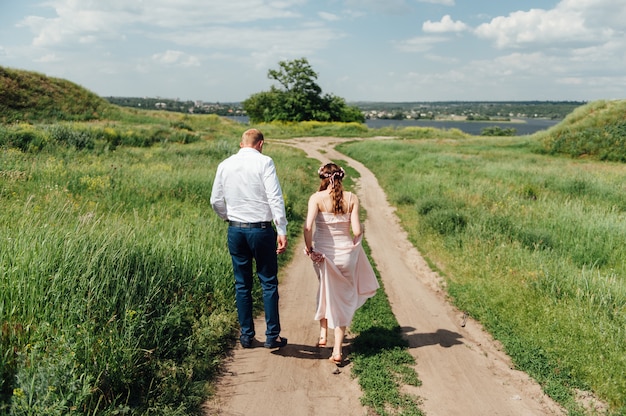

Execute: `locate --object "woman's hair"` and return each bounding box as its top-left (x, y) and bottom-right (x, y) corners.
top-left (318, 163), bottom-right (346, 214)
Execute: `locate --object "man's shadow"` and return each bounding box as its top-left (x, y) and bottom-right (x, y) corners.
top-left (268, 342), bottom-right (333, 360)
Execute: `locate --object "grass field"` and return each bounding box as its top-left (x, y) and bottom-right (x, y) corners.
top-left (0, 121), bottom-right (316, 415)
top-left (2, 94), bottom-right (626, 414)
top-left (338, 135), bottom-right (626, 415)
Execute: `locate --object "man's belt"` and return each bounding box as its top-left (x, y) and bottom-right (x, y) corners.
top-left (228, 221), bottom-right (272, 228)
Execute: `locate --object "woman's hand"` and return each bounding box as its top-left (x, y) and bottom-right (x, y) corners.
top-left (304, 248), bottom-right (324, 263)
top-left (310, 251), bottom-right (324, 263)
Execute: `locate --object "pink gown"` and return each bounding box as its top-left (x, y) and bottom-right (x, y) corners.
top-left (312, 195), bottom-right (379, 328)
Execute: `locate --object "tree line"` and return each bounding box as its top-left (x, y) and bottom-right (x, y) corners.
top-left (104, 58), bottom-right (586, 122)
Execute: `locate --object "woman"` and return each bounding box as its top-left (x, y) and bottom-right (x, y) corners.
top-left (303, 163), bottom-right (379, 365)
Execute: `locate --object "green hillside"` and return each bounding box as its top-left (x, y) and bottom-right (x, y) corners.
top-left (0, 66), bottom-right (116, 124)
top-left (537, 99), bottom-right (626, 162)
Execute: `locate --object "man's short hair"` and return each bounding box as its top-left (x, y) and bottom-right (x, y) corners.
top-left (242, 128), bottom-right (264, 146)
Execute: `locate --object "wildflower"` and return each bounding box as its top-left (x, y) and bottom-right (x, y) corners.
top-left (13, 388), bottom-right (25, 399)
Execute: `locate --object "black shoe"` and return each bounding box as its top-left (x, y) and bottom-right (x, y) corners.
top-left (240, 335), bottom-right (254, 349)
top-left (264, 336), bottom-right (287, 349)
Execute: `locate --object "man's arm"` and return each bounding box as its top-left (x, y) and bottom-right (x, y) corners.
top-left (210, 167), bottom-right (228, 221)
top-left (276, 234), bottom-right (288, 254)
top-left (263, 160), bottom-right (288, 236)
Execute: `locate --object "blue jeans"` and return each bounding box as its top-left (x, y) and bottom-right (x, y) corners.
top-left (227, 225), bottom-right (281, 341)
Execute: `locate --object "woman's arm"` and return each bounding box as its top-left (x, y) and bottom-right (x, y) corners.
top-left (350, 193), bottom-right (362, 243)
top-left (303, 193), bottom-right (319, 255)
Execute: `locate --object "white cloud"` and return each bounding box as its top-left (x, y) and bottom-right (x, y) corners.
top-left (18, 7), bottom-right (127, 47)
top-left (491, 52), bottom-right (565, 76)
top-left (160, 25), bottom-right (343, 62)
top-left (132, 0), bottom-right (305, 27)
top-left (558, 77), bottom-right (584, 86)
top-left (318, 11), bottom-right (340, 21)
top-left (394, 35), bottom-right (448, 52)
top-left (35, 53), bottom-right (60, 63)
top-left (559, 0), bottom-right (626, 29)
top-left (423, 15), bottom-right (468, 33)
top-left (474, 8), bottom-right (591, 48)
top-left (474, 0), bottom-right (624, 49)
top-left (344, 0), bottom-right (411, 14)
top-left (151, 50), bottom-right (200, 67)
top-left (16, 0), bottom-right (307, 48)
top-left (424, 53), bottom-right (459, 64)
top-left (416, 0), bottom-right (454, 5)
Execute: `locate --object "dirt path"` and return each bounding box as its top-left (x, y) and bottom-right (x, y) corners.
top-left (204, 137), bottom-right (565, 416)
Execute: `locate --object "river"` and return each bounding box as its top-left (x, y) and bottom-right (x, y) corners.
top-left (225, 116), bottom-right (560, 136)
top-left (365, 117), bottom-right (559, 136)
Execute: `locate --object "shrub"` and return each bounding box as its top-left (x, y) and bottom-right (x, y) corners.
top-left (46, 124), bottom-right (95, 150)
top-left (422, 209), bottom-right (468, 235)
top-left (514, 228), bottom-right (554, 251)
top-left (0, 124), bottom-right (48, 152)
top-left (481, 126), bottom-right (517, 136)
top-left (395, 194), bottom-right (415, 205)
top-left (416, 196), bottom-right (455, 216)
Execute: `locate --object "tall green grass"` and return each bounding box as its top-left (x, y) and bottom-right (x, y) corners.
top-left (338, 136), bottom-right (626, 415)
top-left (1, 125), bottom-right (314, 414)
top-left (4, 94), bottom-right (624, 414)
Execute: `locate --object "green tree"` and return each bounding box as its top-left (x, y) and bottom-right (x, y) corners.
top-left (243, 58), bottom-right (364, 123)
top-left (268, 58), bottom-right (322, 97)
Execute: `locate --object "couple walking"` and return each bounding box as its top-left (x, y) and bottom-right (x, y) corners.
top-left (210, 129), bottom-right (379, 364)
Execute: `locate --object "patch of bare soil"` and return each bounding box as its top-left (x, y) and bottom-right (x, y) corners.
top-left (203, 136), bottom-right (566, 416)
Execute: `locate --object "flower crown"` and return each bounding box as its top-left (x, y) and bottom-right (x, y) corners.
top-left (318, 165), bottom-right (345, 180)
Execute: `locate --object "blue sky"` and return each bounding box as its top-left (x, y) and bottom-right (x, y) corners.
top-left (1, 0), bottom-right (625, 102)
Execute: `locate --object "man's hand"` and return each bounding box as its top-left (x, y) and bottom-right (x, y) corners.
top-left (276, 235), bottom-right (288, 254)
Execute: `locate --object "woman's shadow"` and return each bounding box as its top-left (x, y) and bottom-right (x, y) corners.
top-left (333, 326), bottom-right (463, 357)
top-left (400, 326), bottom-right (464, 349)
top-left (270, 326), bottom-right (463, 361)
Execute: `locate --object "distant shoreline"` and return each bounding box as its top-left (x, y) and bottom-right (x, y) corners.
top-left (225, 115), bottom-right (560, 136)
top-left (371, 116), bottom-right (540, 124)
top-left (365, 117), bottom-right (559, 136)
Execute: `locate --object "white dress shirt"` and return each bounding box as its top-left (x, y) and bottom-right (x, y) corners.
top-left (210, 147), bottom-right (288, 236)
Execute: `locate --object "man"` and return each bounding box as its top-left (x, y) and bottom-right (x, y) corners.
top-left (210, 128), bottom-right (288, 349)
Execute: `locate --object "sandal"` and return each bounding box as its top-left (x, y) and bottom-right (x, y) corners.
top-left (316, 337), bottom-right (327, 347)
top-left (329, 353), bottom-right (342, 365)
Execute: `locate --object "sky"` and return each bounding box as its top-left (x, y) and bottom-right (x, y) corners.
top-left (1, 0), bottom-right (625, 103)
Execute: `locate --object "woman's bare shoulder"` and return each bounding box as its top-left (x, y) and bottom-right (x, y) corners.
top-left (345, 191), bottom-right (358, 200)
top-left (310, 191), bottom-right (326, 204)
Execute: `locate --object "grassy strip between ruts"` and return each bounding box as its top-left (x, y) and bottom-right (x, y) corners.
top-left (337, 160), bottom-right (424, 416)
top-left (350, 237), bottom-right (424, 416)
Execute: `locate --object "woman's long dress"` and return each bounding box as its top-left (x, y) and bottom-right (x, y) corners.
top-left (312, 208), bottom-right (379, 328)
